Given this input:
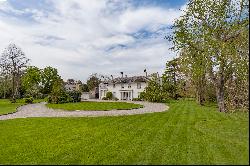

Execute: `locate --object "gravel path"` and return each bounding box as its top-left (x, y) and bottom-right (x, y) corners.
top-left (0, 100), bottom-right (169, 120)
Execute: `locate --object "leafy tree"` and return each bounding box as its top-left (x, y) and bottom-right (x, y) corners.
top-left (81, 83), bottom-right (89, 92)
top-left (143, 74), bottom-right (165, 102)
top-left (86, 73), bottom-right (102, 91)
top-left (172, 0), bottom-right (249, 112)
top-left (0, 43), bottom-right (30, 101)
top-left (106, 91), bottom-right (113, 100)
top-left (21, 66), bottom-right (42, 98)
top-left (41, 66), bottom-right (61, 94)
top-left (179, 48), bottom-right (207, 105)
top-left (0, 70), bottom-right (12, 99)
top-left (49, 78), bottom-right (68, 104)
top-left (67, 91), bottom-right (81, 102)
top-left (162, 58), bottom-right (181, 100)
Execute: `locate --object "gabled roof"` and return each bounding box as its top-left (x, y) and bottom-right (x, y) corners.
top-left (102, 76), bottom-right (148, 84)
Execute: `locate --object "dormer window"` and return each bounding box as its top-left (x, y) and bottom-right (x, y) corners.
top-left (128, 83), bottom-right (131, 88)
top-left (113, 84), bottom-right (116, 88)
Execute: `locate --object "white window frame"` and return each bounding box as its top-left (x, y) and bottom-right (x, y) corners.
top-left (137, 83), bottom-right (141, 89)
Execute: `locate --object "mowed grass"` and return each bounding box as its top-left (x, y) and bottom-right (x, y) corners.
top-left (0, 99), bottom-right (248, 165)
top-left (46, 101), bottom-right (143, 111)
top-left (0, 99), bottom-right (45, 115)
top-left (0, 99), bottom-right (23, 115)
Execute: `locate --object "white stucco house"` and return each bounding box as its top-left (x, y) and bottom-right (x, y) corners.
top-left (99, 76), bottom-right (148, 100)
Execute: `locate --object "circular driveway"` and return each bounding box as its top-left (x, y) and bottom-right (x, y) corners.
top-left (0, 101), bottom-right (168, 120)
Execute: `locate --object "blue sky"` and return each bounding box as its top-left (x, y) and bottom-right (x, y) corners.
top-left (0, 0), bottom-right (187, 81)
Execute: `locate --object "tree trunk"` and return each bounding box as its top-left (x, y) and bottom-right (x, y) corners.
top-left (216, 75), bottom-right (226, 112)
top-left (12, 73), bottom-right (16, 101)
top-left (3, 77), bottom-right (6, 99)
top-left (196, 76), bottom-right (205, 105)
top-left (196, 88), bottom-right (205, 105)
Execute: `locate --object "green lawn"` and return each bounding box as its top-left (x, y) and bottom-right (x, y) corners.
top-left (46, 101), bottom-right (143, 111)
top-left (0, 99), bottom-right (45, 115)
top-left (0, 99), bottom-right (24, 115)
top-left (0, 99), bottom-right (248, 164)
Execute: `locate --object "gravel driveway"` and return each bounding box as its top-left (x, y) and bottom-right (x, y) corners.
top-left (0, 101), bottom-right (169, 120)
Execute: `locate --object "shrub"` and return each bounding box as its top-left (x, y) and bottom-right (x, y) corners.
top-left (139, 92), bottom-right (146, 100)
top-left (10, 98), bottom-right (16, 103)
top-left (46, 96), bottom-right (52, 103)
top-left (49, 79), bottom-right (72, 104)
top-left (48, 90), bottom-right (81, 104)
top-left (132, 98), bottom-right (141, 101)
top-left (106, 92), bottom-right (113, 100)
top-left (24, 97), bottom-right (33, 104)
top-left (142, 76), bottom-right (165, 102)
top-left (102, 97), bottom-right (108, 100)
top-left (67, 91), bottom-right (81, 102)
top-left (113, 97), bottom-right (119, 101)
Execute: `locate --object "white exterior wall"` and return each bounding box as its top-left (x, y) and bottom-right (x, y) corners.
top-left (81, 92), bottom-right (90, 100)
top-left (99, 82), bottom-right (147, 100)
top-left (65, 84), bottom-right (77, 91)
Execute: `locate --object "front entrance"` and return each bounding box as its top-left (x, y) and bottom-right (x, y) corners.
top-left (120, 91), bottom-right (132, 100)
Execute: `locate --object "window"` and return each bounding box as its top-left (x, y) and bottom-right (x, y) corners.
top-left (137, 83), bottom-right (141, 89)
top-left (113, 84), bottom-right (116, 88)
top-left (112, 92), bottom-right (116, 97)
top-left (128, 84), bottom-right (131, 88)
top-left (121, 83), bottom-right (124, 88)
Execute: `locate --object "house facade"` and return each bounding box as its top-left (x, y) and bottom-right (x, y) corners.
top-left (64, 79), bottom-right (82, 92)
top-left (99, 76), bottom-right (148, 100)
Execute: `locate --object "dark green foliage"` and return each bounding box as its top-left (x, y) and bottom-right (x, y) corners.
top-left (106, 91), bottom-right (112, 100)
top-left (139, 92), bottom-right (145, 100)
top-left (9, 98), bottom-right (16, 103)
top-left (81, 84), bottom-right (89, 92)
top-left (24, 97), bottom-right (33, 104)
top-left (102, 97), bottom-right (108, 100)
top-left (67, 91), bottom-right (81, 102)
top-left (0, 76), bottom-right (12, 99)
top-left (48, 79), bottom-right (69, 104)
top-left (46, 96), bottom-right (52, 103)
top-left (41, 67), bottom-right (61, 95)
top-left (86, 73), bottom-right (102, 91)
top-left (113, 97), bottom-right (119, 101)
top-left (162, 58), bottom-right (182, 100)
top-left (142, 75), bottom-right (165, 102)
top-left (172, 0), bottom-right (249, 112)
top-left (21, 66), bottom-right (42, 97)
top-left (132, 98), bottom-right (142, 101)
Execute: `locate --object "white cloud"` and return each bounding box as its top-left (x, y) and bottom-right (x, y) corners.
top-left (0, 0), bottom-right (184, 81)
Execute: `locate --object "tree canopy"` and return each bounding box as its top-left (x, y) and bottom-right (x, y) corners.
top-left (172, 0), bottom-right (249, 112)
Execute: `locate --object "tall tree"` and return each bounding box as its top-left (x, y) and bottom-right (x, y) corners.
top-left (179, 48), bottom-right (207, 105)
top-left (81, 84), bottom-right (89, 92)
top-left (172, 0), bottom-right (249, 112)
top-left (0, 43), bottom-right (30, 101)
top-left (86, 73), bottom-right (102, 91)
top-left (41, 66), bottom-right (61, 94)
top-left (21, 66), bottom-right (42, 98)
top-left (143, 74), bottom-right (164, 102)
top-left (162, 58), bottom-right (180, 100)
top-left (0, 70), bottom-right (12, 99)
